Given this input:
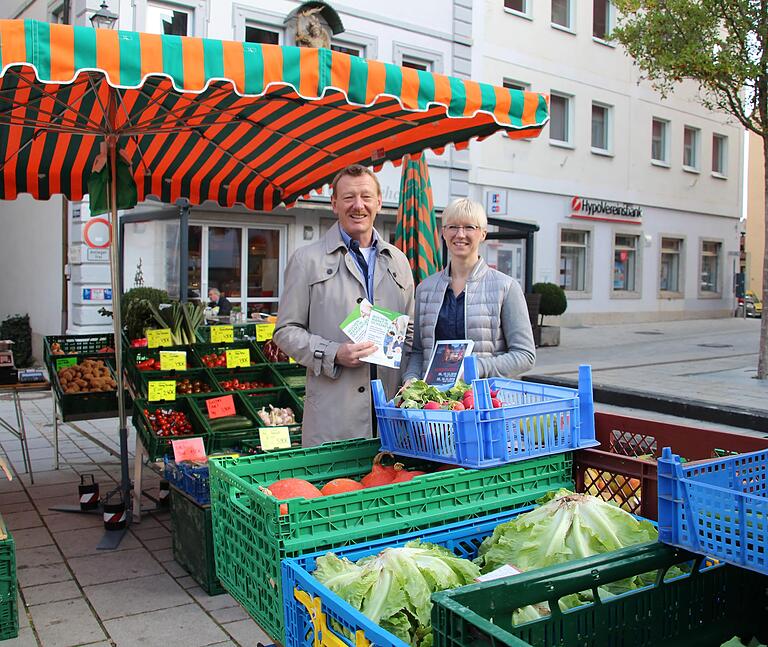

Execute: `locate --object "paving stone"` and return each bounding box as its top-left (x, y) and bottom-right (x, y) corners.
top-left (129, 524), bottom-right (169, 541)
top-left (28, 598), bottom-right (107, 647)
top-left (186, 587), bottom-right (237, 611)
top-left (0, 625), bottom-right (39, 647)
top-left (55, 526), bottom-right (141, 558)
top-left (219, 618), bottom-right (274, 647)
top-left (16, 562), bottom-right (72, 588)
top-left (174, 575), bottom-right (196, 590)
top-left (67, 547), bottom-right (164, 586)
top-left (0, 491), bottom-right (31, 505)
top-left (24, 483), bottom-right (74, 500)
top-left (84, 573), bottom-right (190, 620)
top-left (162, 560), bottom-right (188, 578)
top-left (0, 502), bottom-right (30, 514)
top-left (153, 547), bottom-right (174, 563)
top-left (10, 526), bottom-right (53, 549)
top-left (43, 511), bottom-right (104, 533)
top-left (1, 511), bottom-right (43, 531)
top-left (209, 605), bottom-right (249, 624)
top-left (15, 544), bottom-right (63, 568)
top-left (22, 580), bottom-right (82, 606)
top-left (103, 603), bottom-right (228, 647)
top-left (142, 535), bottom-right (172, 551)
top-left (18, 470), bottom-right (81, 486)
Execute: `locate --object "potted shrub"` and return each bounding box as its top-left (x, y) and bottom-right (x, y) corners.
top-left (532, 282), bottom-right (567, 347)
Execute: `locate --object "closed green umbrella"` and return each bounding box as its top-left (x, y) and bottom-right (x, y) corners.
top-left (395, 155), bottom-right (443, 284)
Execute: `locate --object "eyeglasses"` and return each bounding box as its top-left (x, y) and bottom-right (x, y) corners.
top-left (444, 224), bottom-right (481, 233)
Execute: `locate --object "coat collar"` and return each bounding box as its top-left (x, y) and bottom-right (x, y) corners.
top-left (325, 221), bottom-right (393, 258)
top-left (438, 257), bottom-right (489, 283)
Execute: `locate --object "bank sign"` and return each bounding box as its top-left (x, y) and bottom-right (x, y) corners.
top-left (570, 196), bottom-right (643, 224)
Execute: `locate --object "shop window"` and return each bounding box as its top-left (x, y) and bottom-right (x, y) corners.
top-left (593, 0), bottom-right (613, 40)
top-left (700, 240), bottom-right (721, 294)
top-left (660, 237), bottom-right (683, 293)
top-left (613, 233), bottom-right (639, 293)
top-left (552, 0), bottom-right (573, 30)
top-left (591, 102), bottom-right (612, 153)
top-left (550, 92), bottom-right (572, 145)
top-left (146, 1), bottom-right (191, 36)
top-left (248, 228), bottom-right (281, 300)
top-left (683, 126), bottom-right (700, 170)
top-left (245, 25), bottom-right (280, 44)
top-left (651, 118), bottom-right (669, 164)
top-left (712, 134), bottom-right (728, 176)
top-left (559, 229), bottom-right (590, 292)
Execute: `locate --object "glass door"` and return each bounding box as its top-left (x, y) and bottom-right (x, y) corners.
top-left (207, 226), bottom-right (243, 309)
top-left (483, 240), bottom-right (525, 283)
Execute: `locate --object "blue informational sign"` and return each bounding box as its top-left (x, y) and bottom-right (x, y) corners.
top-left (82, 288), bottom-right (91, 300)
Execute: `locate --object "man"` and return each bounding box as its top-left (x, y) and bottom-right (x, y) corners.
top-left (274, 165), bottom-right (415, 445)
top-left (207, 287), bottom-right (232, 316)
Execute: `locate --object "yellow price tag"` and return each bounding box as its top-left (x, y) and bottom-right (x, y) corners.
top-left (289, 357), bottom-right (296, 364)
top-left (147, 328), bottom-right (173, 348)
top-left (258, 426), bottom-right (291, 451)
top-left (256, 323), bottom-right (275, 342)
top-left (159, 351), bottom-right (187, 371)
top-left (211, 325), bottom-right (234, 343)
top-left (148, 380), bottom-right (176, 401)
top-left (226, 348), bottom-right (251, 368)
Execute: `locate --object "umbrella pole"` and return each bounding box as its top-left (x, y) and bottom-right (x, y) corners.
top-left (98, 134), bottom-right (131, 550)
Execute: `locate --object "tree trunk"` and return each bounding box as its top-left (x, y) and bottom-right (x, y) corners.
top-left (758, 134), bottom-right (768, 379)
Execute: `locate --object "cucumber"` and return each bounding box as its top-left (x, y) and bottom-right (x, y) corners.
top-left (207, 415), bottom-right (254, 431)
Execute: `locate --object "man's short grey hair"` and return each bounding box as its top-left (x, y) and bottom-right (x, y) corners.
top-left (208, 287), bottom-right (221, 297)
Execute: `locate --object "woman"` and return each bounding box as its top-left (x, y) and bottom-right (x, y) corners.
top-left (403, 198), bottom-right (535, 382)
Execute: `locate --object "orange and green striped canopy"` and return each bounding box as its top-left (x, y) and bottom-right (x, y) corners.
top-left (0, 19), bottom-right (549, 210)
top-left (395, 156), bottom-right (443, 284)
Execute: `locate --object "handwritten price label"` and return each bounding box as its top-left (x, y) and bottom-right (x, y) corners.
top-left (226, 348), bottom-right (250, 368)
top-left (210, 325), bottom-right (234, 343)
top-left (148, 380), bottom-right (176, 402)
top-left (159, 351), bottom-right (187, 371)
top-left (55, 357), bottom-right (78, 370)
top-left (206, 394), bottom-right (236, 419)
top-left (172, 437), bottom-right (207, 463)
top-left (256, 323), bottom-right (275, 342)
top-left (259, 426), bottom-right (291, 451)
top-left (147, 328), bottom-right (173, 348)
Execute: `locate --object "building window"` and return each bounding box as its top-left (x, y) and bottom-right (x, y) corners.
top-left (660, 237), bottom-right (683, 293)
top-left (505, 0), bottom-right (529, 14)
top-left (560, 229), bottom-right (590, 292)
top-left (591, 102), bottom-right (611, 153)
top-left (712, 134), bottom-right (728, 176)
top-left (593, 0), bottom-right (613, 39)
top-left (651, 118), bottom-right (669, 164)
top-left (146, 1), bottom-right (191, 36)
top-left (700, 240), bottom-right (721, 294)
top-left (503, 80), bottom-right (529, 93)
top-left (552, 0), bottom-right (573, 29)
top-left (550, 93), bottom-right (572, 145)
top-left (245, 25), bottom-right (280, 44)
top-left (613, 233), bottom-right (639, 292)
top-left (401, 56), bottom-right (431, 72)
top-left (331, 43), bottom-right (363, 57)
top-left (683, 126), bottom-right (700, 170)
top-left (50, 3), bottom-right (67, 23)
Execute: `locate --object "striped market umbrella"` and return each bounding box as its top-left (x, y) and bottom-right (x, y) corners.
top-left (395, 155), bottom-right (443, 284)
top-left (0, 19), bottom-right (548, 530)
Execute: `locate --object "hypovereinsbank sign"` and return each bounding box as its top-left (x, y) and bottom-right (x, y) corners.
top-left (570, 196), bottom-right (643, 224)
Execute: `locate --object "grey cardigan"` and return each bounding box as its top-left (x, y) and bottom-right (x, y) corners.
top-left (403, 258), bottom-right (535, 380)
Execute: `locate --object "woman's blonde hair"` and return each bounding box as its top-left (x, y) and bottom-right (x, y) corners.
top-left (442, 197), bottom-right (488, 229)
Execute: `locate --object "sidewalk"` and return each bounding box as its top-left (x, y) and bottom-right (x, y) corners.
top-left (1, 316), bottom-right (767, 646)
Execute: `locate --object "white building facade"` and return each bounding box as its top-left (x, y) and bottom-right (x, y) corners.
top-left (0, 0), bottom-right (744, 357)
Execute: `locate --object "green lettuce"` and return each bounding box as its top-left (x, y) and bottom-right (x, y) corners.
top-left (314, 540), bottom-right (479, 647)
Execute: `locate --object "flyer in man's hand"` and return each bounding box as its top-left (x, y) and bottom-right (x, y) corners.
top-left (340, 299), bottom-right (409, 369)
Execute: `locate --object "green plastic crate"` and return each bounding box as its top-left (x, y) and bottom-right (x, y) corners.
top-left (132, 398), bottom-right (209, 461)
top-left (170, 488), bottom-right (225, 596)
top-left (135, 368), bottom-right (219, 399)
top-left (0, 525), bottom-right (18, 641)
top-left (196, 324), bottom-right (257, 343)
top-left (431, 542), bottom-right (768, 647)
top-left (52, 357), bottom-right (129, 422)
top-left (125, 345), bottom-right (200, 388)
top-left (187, 393), bottom-right (262, 452)
top-left (193, 341), bottom-right (262, 371)
top-left (44, 333), bottom-right (115, 364)
top-left (272, 363), bottom-right (307, 389)
top-left (210, 366), bottom-right (282, 393)
top-left (208, 439), bottom-right (573, 643)
top-left (241, 387), bottom-right (303, 436)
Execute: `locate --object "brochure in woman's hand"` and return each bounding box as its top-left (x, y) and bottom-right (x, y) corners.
top-left (340, 299), bottom-right (409, 369)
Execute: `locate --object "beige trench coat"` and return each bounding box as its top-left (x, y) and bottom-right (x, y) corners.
top-left (273, 223), bottom-right (415, 446)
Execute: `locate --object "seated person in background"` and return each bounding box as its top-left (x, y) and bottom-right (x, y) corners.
top-left (207, 287), bottom-right (233, 316)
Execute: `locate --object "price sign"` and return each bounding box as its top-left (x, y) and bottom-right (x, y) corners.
top-left (206, 394), bottom-right (236, 419)
top-left (226, 348), bottom-right (250, 368)
top-left (147, 328), bottom-right (173, 348)
top-left (256, 323), bottom-right (275, 342)
top-left (288, 357), bottom-right (296, 364)
top-left (148, 380), bottom-right (176, 402)
top-left (55, 357), bottom-right (78, 370)
top-left (210, 325), bottom-right (234, 343)
top-left (258, 426), bottom-right (291, 451)
top-left (172, 437), bottom-right (207, 463)
top-left (159, 351), bottom-right (187, 371)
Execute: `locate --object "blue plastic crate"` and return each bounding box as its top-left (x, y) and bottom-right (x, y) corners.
top-left (374, 364), bottom-right (597, 469)
top-left (658, 446), bottom-right (768, 576)
top-left (282, 505), bottom-right (535, 647)
top-left (163, 457), bottom-right (210, 505)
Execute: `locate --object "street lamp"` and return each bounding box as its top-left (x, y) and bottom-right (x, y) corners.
top-left (90, 1), bottom-right (118, 30)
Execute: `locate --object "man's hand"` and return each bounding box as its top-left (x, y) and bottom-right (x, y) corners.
top-left (335, 342), bottom-right (377, 367)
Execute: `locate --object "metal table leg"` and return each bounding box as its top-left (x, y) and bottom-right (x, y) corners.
top-left (133, 433), bottom-right (144, 523)
top-left (53, 394), bottom-right (60, 470)
top-left (13, 390), bottom-right (34, 482)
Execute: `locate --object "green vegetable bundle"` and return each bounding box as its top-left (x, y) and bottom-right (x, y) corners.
top-left (314, 541), bottom-right (480, 647)
top-left (394, 380), bottom-right (469, 409)
top-left (146, 301), bottom-right (205, 345)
